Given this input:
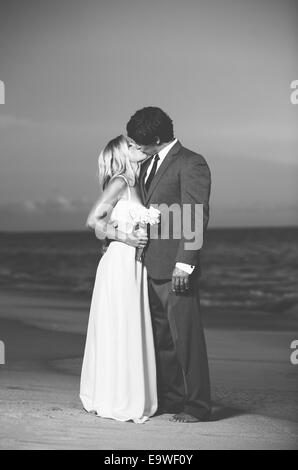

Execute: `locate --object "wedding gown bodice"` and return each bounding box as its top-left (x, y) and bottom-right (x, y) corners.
top-left (110, 199), bottom-right (141, 233)
top-left (109, 177), bottom-right (143, 234)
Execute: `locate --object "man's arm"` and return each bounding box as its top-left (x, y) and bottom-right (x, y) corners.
top-left (172, 154), bottom-right (211, 292)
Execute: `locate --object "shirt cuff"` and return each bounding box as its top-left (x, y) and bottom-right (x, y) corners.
top-left (175, 262), bottom-right (195, 275)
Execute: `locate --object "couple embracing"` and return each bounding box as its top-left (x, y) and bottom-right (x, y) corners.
top-left (80, 107), bottom-right (211, 424)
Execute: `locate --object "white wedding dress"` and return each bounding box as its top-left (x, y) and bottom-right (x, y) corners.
top-left (80, 175), bottom-right (158, 423)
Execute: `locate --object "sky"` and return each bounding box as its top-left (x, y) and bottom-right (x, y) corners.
top-left (0, 0), bottom-right (297, 230)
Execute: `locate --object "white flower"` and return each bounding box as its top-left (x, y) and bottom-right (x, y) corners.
top-left (146, 206), bottom-right (161, 225)
top-left (130, 205), bottom-right (160, 226)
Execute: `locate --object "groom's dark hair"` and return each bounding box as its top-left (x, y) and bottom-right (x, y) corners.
top-left (126, 107), bottom-right (174, 145)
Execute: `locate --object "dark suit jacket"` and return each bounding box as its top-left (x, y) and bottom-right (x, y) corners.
top-left (140, 140), bottom-right (211, 280)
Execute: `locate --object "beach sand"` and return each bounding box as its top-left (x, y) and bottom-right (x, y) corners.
top-left (0, 290), bottom-right (297, 450)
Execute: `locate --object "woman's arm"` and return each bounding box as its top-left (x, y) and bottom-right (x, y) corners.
top-left (86, 177), bottom-right (148, 249)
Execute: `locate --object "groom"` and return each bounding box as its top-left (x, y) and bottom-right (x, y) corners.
top-left (126, 107), bottom-right (212, 423)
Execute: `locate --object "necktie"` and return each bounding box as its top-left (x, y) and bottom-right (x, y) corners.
top-left (145, 154), bottom-right (160, 192)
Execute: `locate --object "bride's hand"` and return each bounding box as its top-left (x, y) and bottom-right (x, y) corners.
top-left (125, 229), bottom-right (148, 248)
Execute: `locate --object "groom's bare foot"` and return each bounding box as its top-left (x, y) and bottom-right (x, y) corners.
top-left (169, 412), bottom-right (199, 423)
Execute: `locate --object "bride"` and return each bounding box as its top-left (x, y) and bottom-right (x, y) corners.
top-left (80, 135), bottom-right (158, 423)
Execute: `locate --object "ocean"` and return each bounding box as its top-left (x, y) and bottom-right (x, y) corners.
top-left (0, 227), bottom-right (298, 318)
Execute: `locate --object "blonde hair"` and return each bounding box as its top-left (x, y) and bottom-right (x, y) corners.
top-left (98, 135), bottom-right (139, 190)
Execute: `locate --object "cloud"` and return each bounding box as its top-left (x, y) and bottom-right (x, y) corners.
top-left (0, 114), bottom-right (35, 130)
top-left (4, 196), bottom-right (91, 215)
top-left (0, 196), bottom-right (93, 231)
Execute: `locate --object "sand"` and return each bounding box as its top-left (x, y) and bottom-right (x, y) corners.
top-left (0, 290), bottom-right (297, 450)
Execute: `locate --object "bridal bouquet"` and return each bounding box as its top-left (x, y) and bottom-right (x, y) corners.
top-left (129, 205), bottom-right (161, 261)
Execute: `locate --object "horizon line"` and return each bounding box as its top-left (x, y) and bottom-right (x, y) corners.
top-left (0, 224), bottom-right (298, 235)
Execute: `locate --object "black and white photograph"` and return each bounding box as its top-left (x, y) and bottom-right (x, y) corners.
top-left (0, 0), bottom-right (297, 452)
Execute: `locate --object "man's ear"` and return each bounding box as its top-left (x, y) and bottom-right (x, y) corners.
top-left (155, 136), bottom-right (161, 145)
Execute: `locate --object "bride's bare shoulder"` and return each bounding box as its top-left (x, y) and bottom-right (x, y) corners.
top-left (104, 176), bottom-right (127, 197)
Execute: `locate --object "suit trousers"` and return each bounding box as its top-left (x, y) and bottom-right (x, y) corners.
top-left (147, 276), bottom-right (211, 420)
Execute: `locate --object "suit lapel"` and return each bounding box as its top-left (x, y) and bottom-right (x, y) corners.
top-left (145, 140), bottom-right (182, 205)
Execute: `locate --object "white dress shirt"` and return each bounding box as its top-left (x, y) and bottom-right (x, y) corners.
top-left (144, 138), bottom-right (178, 183)
top-left (145, 139), bottom-right (195, 275)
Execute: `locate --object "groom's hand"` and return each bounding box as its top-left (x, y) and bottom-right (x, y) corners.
top-left (172, 267), bottom-right (190, 293)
